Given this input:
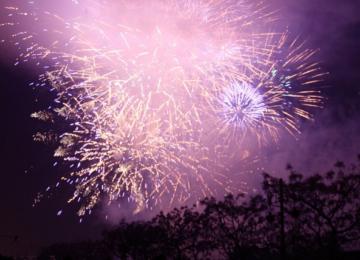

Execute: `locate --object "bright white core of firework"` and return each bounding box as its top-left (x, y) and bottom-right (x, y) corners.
top-left (220, 81), bottom-right (266, 130)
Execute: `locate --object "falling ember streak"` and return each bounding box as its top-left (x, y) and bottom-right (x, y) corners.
top-left (1, 0), bottom-right (324, 216)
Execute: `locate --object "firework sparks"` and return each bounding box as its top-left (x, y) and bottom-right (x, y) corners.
top-left (1, 0), bottom-right (324, 216)
top-left (214, 81), bottom-right (266, 140)
top-left (199, 34), bottom-right (324, 145)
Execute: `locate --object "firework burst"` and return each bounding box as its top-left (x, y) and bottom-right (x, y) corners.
top-left (1, 0), bottom-right (324, 216)
top-left (213, 81), bottom-right (266, 140)
top-left (200, 33), bottom-right (324, 145)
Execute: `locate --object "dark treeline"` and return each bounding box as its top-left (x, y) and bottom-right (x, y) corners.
top-left (38, 157), bottom-right (360, 260)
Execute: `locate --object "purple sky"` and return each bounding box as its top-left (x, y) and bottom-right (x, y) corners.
top-left (0, 0), bottom-right (360, 256)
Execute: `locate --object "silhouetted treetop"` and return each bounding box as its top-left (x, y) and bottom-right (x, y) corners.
top-left (39, 157), bottom-right (360, 260)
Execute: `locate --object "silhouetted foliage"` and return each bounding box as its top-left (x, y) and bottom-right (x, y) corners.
top-left (263, 158), bottom-right (360, 259)
top-left (39, 157), bottom-right (360, 260)
top-left (103, 220), bottom-right (166, 259)
top-left (38, 240), bottom-right (110, 260)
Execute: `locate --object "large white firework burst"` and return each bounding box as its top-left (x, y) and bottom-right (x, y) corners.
top-left (1, 0), bottom-right (323, 216)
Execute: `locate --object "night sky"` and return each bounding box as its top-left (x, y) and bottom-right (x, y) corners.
top-left (1, 0), bottom-right (360, 256)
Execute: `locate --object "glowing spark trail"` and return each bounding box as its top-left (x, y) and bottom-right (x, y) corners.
top-left (1, 0), bottom-right (324, 216)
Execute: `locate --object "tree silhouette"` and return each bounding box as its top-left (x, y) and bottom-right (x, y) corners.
top-left (103, 220), bottom-right (166, 259)
top-left (263, 158), bottom-right (360, 259)
top-left (39, 156), bottom-right (360, 260)
top-left (152, 206), bottom-right (211, 259)
top-left (200, 194), bottom-right (271, 259)
top-left (38, 240), bottom-right (110, 260)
